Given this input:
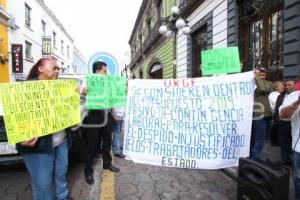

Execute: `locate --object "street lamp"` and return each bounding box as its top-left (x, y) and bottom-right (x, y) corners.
top-left (159, 6), bottom-right (190, 78)
top-left (159, 6), bottom-right (190, 37)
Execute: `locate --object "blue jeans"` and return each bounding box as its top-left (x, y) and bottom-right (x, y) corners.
top-left (112, 120), bottom-right (122, 154)
top-left (250, 118), bottom-right (268, 159)
top-left (293, 151), bottom-right (300, 200)
top-left (21, 142), bottom-right (69, 200)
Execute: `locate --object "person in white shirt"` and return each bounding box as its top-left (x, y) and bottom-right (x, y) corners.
top-left (269, 81), bottom-right (284, 113)
top-left (274, 80), bottom-right (295, 164)
top-left (280, 90), bottom-right (300, 200)
top-left (269, 81), bottom-right (285, 146)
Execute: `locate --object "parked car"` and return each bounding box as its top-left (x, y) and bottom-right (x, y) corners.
top-left (0, 107), bottom-right (23, 165)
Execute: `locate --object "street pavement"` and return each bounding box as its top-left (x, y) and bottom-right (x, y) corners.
top-left (0, 160), bottom-right (97, 200)
top-left (1, 152), bottom-right (296, 200)
top-left (0, 156), bottom-right (236, 200)
top-left (101, 156), bottom-right (236, 200)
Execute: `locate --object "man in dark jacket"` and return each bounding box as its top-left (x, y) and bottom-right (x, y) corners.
top-left (82, 61), bottom-right (120, 185)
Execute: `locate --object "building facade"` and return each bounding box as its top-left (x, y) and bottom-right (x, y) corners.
top-left (72, 46), bottom-right (87, 74)
top-left (0, 0), bottom-right (10, 83)
top-left (130, 0), bottom-right (300, 80)
top-left (177, 0), bottom-right (300, 80)
top-left (129, 0), bottom-right (177, 79)
top-left (5, 0), bottom-right (74, 81)
top-left (177, 0), bottom-right (228, 78)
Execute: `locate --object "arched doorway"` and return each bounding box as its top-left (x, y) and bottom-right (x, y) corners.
top-left (149, 62), bottom-right (162, 79)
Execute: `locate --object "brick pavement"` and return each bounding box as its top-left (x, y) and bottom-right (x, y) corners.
top-left (68, 158), bottom-right (102, 200)
top-left (109, 157), bottom-right (237, 200)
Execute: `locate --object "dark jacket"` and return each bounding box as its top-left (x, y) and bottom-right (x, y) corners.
top-left (16, 129), bottom-right (72, 153)
top-left (273, 92), bottom-right (285, 122)
top-left (253, 76), bottom-right (274, 118)
top-left (16, 134), bottom-right (53, 153)
top-left (83, 109), bottom-right (113, 125)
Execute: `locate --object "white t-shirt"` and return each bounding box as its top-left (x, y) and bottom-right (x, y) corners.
top-left (52, 130), bottom-right (67, 147)
top-left (279, 91), bottom-right (300, 153)
top-left (114, 107), bottom-right (125, 120)
top-left (268, 91), bottom-right (280, 113)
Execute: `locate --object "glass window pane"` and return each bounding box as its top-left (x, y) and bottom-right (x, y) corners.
top-left (268, 10), bottom-right (283, 70)
top-left (250, 20), bottom-right (263, 68)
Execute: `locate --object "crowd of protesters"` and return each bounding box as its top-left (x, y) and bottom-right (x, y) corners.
top-left (250, 67), bottom-right (300, 199)
top-left (8, 57), bottom-right (300, 199)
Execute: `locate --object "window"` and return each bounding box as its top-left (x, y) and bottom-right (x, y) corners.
top-left (192, 25), bottom-right (208, 77)
top-left (67, 45), bottom-right (70, 58)
top-left (25, 41), bottom-right (32, 60)
top-left (157, 0), bottom-right (163, 19)
top-left (53, 32), bottom-right (56, 48)
top-left (61, 40), bottom-right (64, 54)
top-left (139, 34), bottom-right (143, 48)
top-left (268, 11), bottom-right (283, 69)
top-left (139, 69), bottom-right (143, 79)
top-left (41, 20), bottom-right (46, 36)
top-left (238, 1), bottom-right (283, 79)
top-left (25, 3), bottom-right (31, 27)
top-left (61, 62), bottom-right (65, 72)
top-left (147, 18), bottom-right (152, 35)
top-left (149, 62), bottom-right (162, 79)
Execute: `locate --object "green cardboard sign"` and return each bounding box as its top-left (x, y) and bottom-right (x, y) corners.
top-left (201, 47), bottom-right (240, 75)
top-left (85, 75), bottom-right (126, 109)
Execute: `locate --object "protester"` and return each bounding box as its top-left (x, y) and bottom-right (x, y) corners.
top-left (273, 80), bottom-right (295, 164)
top-left (250, 67), bottom-right (274, 159)
top-left (82, 61), bottom-right (120, 185)
top-left (268, 81), bottom-right (285, 146)
top-left (279, 89), bottom-right (300, 200)
top-left (268, 81), bottom-right (284, 113)
top-left (16, 58), bottom-right (73, 200)
top-left (112, 107), bottom-right (126, 158)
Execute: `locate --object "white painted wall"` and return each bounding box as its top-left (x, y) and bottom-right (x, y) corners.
top-left (176, 0), bottom-right (228, 78)
top-left (7, 0), bottom-right (74, 80)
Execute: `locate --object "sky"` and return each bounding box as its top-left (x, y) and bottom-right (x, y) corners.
top-left (43, 0), bottom-right (143, 69)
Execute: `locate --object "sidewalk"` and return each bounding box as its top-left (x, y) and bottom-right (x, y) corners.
top-left (68, 158), bottom-right (102, 200)
top-left (99, 157), bottom-right (237, 200)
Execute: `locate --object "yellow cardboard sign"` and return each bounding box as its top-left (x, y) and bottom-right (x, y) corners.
top-left (0, 80), bottom-right (80, 144)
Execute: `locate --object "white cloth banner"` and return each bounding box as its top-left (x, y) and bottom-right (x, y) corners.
top-left (124, 71), bottom-right (255, 169)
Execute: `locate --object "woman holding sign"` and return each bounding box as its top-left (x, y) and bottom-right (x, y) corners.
top-left (16, 58), bottom-right (73, 200)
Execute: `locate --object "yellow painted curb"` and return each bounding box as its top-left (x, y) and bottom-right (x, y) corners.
top-left (100, 162), bottom-right (115, 200)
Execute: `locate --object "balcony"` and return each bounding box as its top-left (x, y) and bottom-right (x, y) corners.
top-left (179, 0), bottom-right (205, 18)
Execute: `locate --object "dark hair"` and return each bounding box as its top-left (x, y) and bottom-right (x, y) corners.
top-left (27, 58), bottom-right (53, 80)
top-left (258, 67), bottom-right (268, 73)
top-left (93, 61), bottom-right (107, 73)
